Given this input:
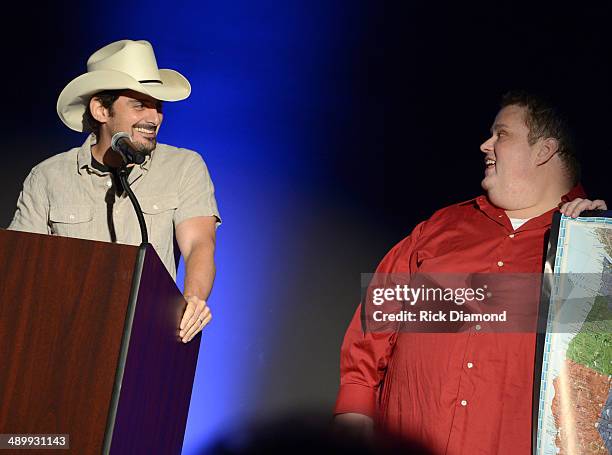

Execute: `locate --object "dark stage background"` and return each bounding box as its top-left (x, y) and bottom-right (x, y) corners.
top-left (0, 1), bottom-right (610, 452)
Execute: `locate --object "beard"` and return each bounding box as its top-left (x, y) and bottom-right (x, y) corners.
top-left (109, 125), bottom-right (157, 156)
top-left (131, 124), bottom-right (158, 154)
top-left (132, 138), bottom-right (156, 155)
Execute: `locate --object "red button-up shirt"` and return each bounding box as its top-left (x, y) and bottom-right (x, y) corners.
top-left (335, 187), bottom-right (586, 455)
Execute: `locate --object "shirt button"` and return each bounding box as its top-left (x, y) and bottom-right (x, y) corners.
top-left (508, 234), bottom-right (515, 238)
top-left (153, 204), bottom-right (159, 210)
top-left (475, 324), bottom-right (481, 331)
top-left (497, 261), bottom-right (504, 267)
top-left (467, 362), bottom-right (474, 369)
top-left (69, 214), bottom-right (75, 220)
top-left (460, 400), bottom-right (468, 406)
top-left (106, 180), bottom-right (112, 187)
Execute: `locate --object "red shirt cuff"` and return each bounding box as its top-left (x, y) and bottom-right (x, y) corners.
top-left (334, 383), bottom-right (377, 418)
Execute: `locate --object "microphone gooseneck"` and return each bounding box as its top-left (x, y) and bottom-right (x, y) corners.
top-left (111, 132), bottom-right (149, 245)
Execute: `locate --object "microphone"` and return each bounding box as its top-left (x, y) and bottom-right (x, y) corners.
top-left (111, 132), bottom-right (146, 165)
top-left (110, 131), bottom-right (149, 244)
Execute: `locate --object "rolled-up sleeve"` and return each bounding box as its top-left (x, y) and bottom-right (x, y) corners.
top-left (334, 222), bottom-right (426, 418)
top-left (174, 152), bottom-right (221, 228)
top-left (7, 169), bottom-right (49, 234)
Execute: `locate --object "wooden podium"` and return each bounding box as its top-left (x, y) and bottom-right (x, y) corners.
top-left (0, 229), bottom-right (201, 454)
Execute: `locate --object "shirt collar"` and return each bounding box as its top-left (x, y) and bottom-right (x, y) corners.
top-left (560, 183), bottom-right (587, 203)
top-left (475, 184), bottom-right (588, 231)
top-left (76, 134), bottom-right (95, 175)
top-left (76, 133), bottom-right (153, 175)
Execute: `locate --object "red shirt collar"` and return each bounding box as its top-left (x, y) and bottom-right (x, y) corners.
top-left (475, 184), bottom-right (587, 231)
top-left (560, 183), bottom-right (587, 203)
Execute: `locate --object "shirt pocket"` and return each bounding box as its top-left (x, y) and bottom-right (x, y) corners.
top-left (49, 205), bottom-right (94, 239)
top-left (140, 194), bottom-right (179, 253)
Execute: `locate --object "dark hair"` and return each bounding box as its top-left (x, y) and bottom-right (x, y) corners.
top-left (82, 90), bottom-right (124, 136)
top-left (500, 90), bottom-right (580, 185)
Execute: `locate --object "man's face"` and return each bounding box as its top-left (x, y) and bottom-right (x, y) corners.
top-left (479, 105), bottom-right (541, 210)
top-left (103, 90), bottom-right (164, 154)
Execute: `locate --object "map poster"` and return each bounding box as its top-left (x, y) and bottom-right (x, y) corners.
top-left (534, 211), bottom-right (612, 454)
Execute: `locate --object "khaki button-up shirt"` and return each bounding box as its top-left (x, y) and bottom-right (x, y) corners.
top-left (8, 135), bottom-right (220, 279)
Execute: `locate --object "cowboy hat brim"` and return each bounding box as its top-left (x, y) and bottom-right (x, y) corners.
top-left (57, 68), bottom-right (191, 132)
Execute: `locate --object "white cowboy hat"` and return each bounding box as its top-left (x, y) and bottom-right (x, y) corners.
top-left (57, 39), bottom-right (191, 132)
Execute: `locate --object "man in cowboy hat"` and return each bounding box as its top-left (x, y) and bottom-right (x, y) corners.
top-left (8, 39), bottom-right (219, 343)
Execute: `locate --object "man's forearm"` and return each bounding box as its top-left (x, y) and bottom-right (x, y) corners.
top-left (183, 243), bottom-right (216, 301)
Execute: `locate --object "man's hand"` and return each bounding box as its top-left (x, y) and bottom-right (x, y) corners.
top-left (179, 294), bottom-right (212, 343)
top-left (560, 198), bottom-right (607, 218)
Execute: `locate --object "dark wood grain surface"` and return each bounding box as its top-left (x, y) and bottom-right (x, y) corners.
top-left (109, 246), bottom-right (201, 455)
top-left (0, 231), bottom-right (200, 455)
top-left (0, 229), bottom-right (138, 454)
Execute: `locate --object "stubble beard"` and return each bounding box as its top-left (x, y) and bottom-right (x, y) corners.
top-left (132, 138), bottom-right (156, 155)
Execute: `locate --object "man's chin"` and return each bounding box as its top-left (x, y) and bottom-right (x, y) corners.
top-left (486, 189), bottom-right (531, 212)
top-left (133, 139), bottom-right (156, 155)
top-left (481, 177), bottom-right (492, 192)
top-left (484, 186), bottom-right (508, 208)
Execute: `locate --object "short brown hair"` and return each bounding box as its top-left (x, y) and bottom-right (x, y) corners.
top-left (82, 90), bottom-right (124, 136)
top-left (501, 90), bottom-right (580, 185)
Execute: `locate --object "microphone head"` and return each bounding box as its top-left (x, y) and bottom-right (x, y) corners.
top-left (133, 153), bottom-right (146, 165)
top-left (111, 132), bottom-right (131, 152)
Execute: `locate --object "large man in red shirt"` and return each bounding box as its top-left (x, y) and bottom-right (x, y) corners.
top-left (334, 91), bottom-right (606, 454)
